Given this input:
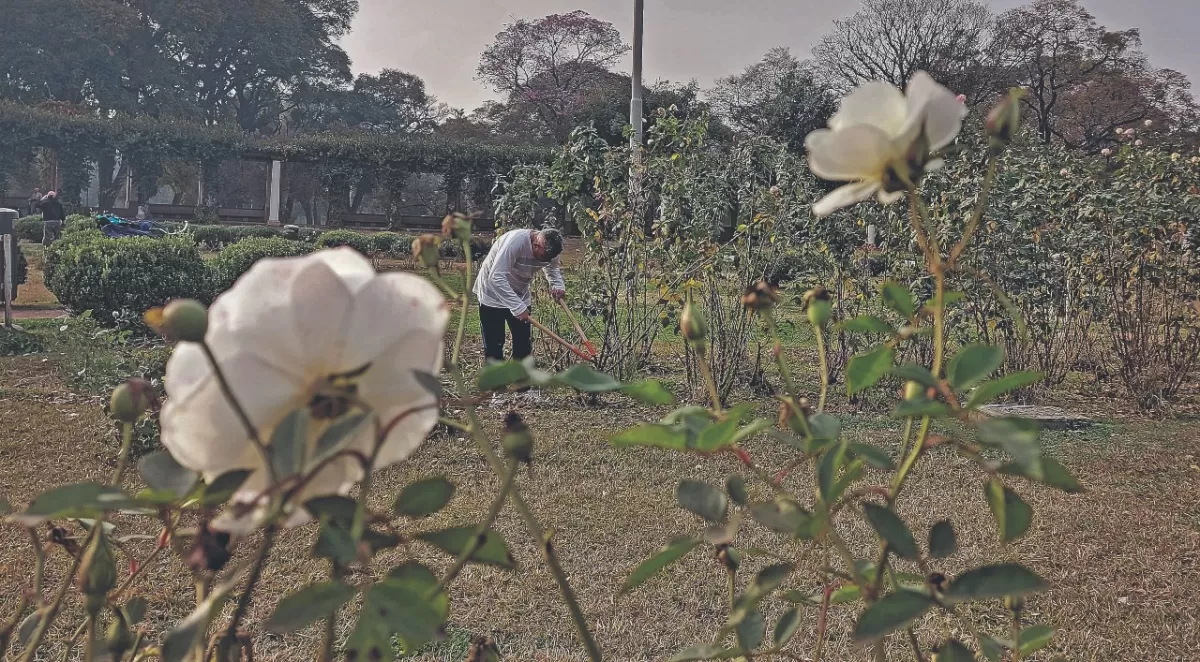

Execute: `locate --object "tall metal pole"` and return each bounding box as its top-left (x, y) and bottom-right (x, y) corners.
top-left (629, 0), bottom-right (645, 150)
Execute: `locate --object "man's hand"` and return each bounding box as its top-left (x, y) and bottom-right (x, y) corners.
top-left (551, 288), bottom-right (566, 302)
top-left (515, 310), bottom-right (532, 323)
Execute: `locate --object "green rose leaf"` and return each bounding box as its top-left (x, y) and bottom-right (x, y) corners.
top-left (863, 503), bottom-right (919, 559)
top-left (928, 520), bottom-right (958, 558)
top-left (847, 442), bottom-right (894, 470)
top-left (1018, 625), bottom-right (1055, 656)
top-left (881, 281), bottom-right (917, 319)
top-left (750, 498), bottom-right (812, 537)
top-left (736, 609), bottom-right (766, 652)
top-left (852, 589), bottom-right (934, 642)
top-left (622, 537), bottom-right (701, 594)
top-left (621, 379), bottom-right (676, 405)
top-left (945, 563), bottom-right (1048, 602)
top-left (554, 364), bottom-right (622, 392)
top-left (847, 345), bottom-right (895, 396)
top-left (947, 344), bottom-right (1005, 392)
top-left (417, 526), bottom-right (516, 569)
top-left (393, 477), bottom-right (456, 518)
top-left (612, 423), bottom-right (687, 451)
top-left (138, 452), bottom-right (198, 498)
top-left (964, 372), bottom-right (1044, 408)
top-left (892, 399), bottom-right (953, 419)
top-left (890, 364), bottom-right (938, 387)
top-left (476, 360), bottom-right (529, 391)
top-left (200, 469), bottom-right (252, 508)
top-left (16, 483), bottom-right (136, 525)
top-left (265, 581), bottom-right (357, 633)
top-left (313, 413), bottom-right (369, 461)
top-left (978, 418), bottom-right (1043, 480)
top-left (840, 315), bottom-right (894, 335)
top-left (773, 607), bottom-right (801, 647)
top-left (1000, 457), bottom-right (1083, 494)
top-left (676, 480), bottom-right (728, 522)
top-left (985, 479), bottom-right (1032, 543)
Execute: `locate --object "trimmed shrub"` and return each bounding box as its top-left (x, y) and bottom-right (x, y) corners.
top-left (46, 234), bottom-right (209, 324)
top-left (368, 231), bottom-right (403, 257)
top-left (189, 225), bottom-right (281, 251)
top-left (42, 228), bottom-right (103, 286)
top-left (315, 228), bottom-right (373, 255)
top-left (15, 215), bottom-right (43, 242)
top-left (469, 237), bottom-right (493, 261)
top-left (0, 327), bottom-right (42, 356)
top-left (64, 214), bottom-right (95, 234)
top-left (208, 237), bottom-right (315, 296)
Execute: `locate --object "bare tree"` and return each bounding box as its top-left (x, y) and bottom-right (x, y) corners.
top-left (476, 11), bottom-right (629, 142)
top-left (812, 0), bottom-right (995, 97)
top-left (708, 48), bottom-right (837, 151)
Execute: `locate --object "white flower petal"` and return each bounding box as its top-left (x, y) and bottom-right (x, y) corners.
top-left (812, 181), bottom-right (882, 217)
top-left (829, 82), bottom-right (910, 136)
top-left (161, 352), bottom-right (299, 474)
top-left (339, 272), bottom-right (450, 372)
top-left (806, 125), bottom-right (897, 181)
top-left (877, 189), bottom-right (905, 205)
top-left (903, 71), bottom-right (967, 151)
top-left (288, 258), bottom-right (355, 376)
top-left (309, 247), bottom-right (376, 293)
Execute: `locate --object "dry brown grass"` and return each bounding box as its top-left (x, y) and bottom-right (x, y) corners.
top-left (2, 348), bottom-right (1199, 661)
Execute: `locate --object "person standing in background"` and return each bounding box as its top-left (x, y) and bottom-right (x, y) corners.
top-left (35, 191), bottom-right (65, 244)
top-left (27, 187), bottom-right (41, 216)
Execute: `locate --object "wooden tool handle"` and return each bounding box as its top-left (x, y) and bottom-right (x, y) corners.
top-left (557, 300), bottom-right (598, 357)
top-left (528, 317), bottom-right (593, 361)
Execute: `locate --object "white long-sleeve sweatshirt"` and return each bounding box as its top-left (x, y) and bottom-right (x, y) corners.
top-left (472, 229), bottom-right (565, 316)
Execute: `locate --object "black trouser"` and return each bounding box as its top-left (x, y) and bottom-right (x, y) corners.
top-left (480, 304), bottom-right (532, 362)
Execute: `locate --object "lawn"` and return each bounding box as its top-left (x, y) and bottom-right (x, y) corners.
top-left (2, 246), bottom-right (1199, 661)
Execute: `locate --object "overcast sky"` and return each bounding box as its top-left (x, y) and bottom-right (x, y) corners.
top-left (343, 0), bottom-right (1200, 111)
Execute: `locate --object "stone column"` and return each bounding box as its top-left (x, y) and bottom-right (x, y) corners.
top-left (267, 160), bottom-right (282, 226)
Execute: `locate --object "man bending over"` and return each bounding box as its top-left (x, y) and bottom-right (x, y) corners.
top-left (473, 227), bottom-right (565, 362)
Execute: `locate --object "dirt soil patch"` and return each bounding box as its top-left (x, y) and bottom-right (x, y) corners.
top-left (2, 353), bottom-right (1198, 661)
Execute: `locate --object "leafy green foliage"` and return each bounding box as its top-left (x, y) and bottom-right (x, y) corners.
top-left (315, 229), bottom-right (375, 255)
top-left (948, 344), bottom-right (1005, 392)
top-left (863, 503), bottom-right (919, 559)
top-left (393, 477), bottom-right (456, 518)
top-left (266, 581), bottom-right (356, 633)
top-left (417, 526), bottom-right (516, 569)
top-left (676, 480), bottom-right (728, 521)
top-left (847, 345), bottom-right (895, 395)
top-left (45, 234), bottom-right (209, 323)
top-left (945, 563), bottom-right (1048, 602)
top-left (853, 590), bottom-right (934, 641)
top-left (208, 237), bottom-right (315, 296)
top-left (622, 538), bottom-right (703, 594)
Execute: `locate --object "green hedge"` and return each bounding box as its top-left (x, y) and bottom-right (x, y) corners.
top-left (45, 234), bottom-right (209, 323)
top-left (188, 224), bottom-right (285, 251)
top-left (315, 228), bottom-right (374, 255)
top-left (15, 215), bottom-right (42, 241)
top-left (209, 237), bottom-right (315, 296)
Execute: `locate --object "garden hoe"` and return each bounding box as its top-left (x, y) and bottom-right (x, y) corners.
top-left (557, 300), bottom-right (599, 358)
top-left (528, 316), bottom-right (594, 361)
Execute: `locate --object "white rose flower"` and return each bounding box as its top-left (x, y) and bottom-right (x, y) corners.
top-left (1135, 140), bottom-right (1144, 147)
top-left (805, 71), bottom-right (967, 217)
top-left (161, 248), bottom-right (449, 532)
top-left (1144, 119), bottom-right (1153, 128)
top-left (1101, 148), bottom-right (1112, 157)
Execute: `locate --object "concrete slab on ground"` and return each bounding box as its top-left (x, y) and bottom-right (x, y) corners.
top-left (978, 403), bottom-right (1093, 430)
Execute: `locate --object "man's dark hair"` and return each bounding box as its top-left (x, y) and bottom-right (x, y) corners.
top-left (540, 228), bottom-right (564, 261)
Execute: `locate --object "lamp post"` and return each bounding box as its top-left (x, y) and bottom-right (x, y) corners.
top-left (629, 0), bottom-right (645, 150)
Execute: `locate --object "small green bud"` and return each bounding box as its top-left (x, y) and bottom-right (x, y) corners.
top-left (441, 213), bottom-right (473, 243)
top-left (716, 544), bottom-right (740, 572)
top-left (77, 533), bottom-right (118, 615)
top-left (160, 299), bottom-right (208, 342)
top-left (502, 411), bottom-right (533, 464)
top-left (412, 234), bottom-right (442, 269)
top-left (903, 381), bottom-right (924, 401)
top-left (1004, 595), bottom-right (1025, 612)
top-left (110, 380), bottom-right (152, 422)
top-left (803, 287), bottom-right (833, 328)
top-left (741, 280), bottom-right (780, 312)
top-left (680, 291), bottom-right (708, 345)
top-left (985, 89), bottom-right (1024, 147)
